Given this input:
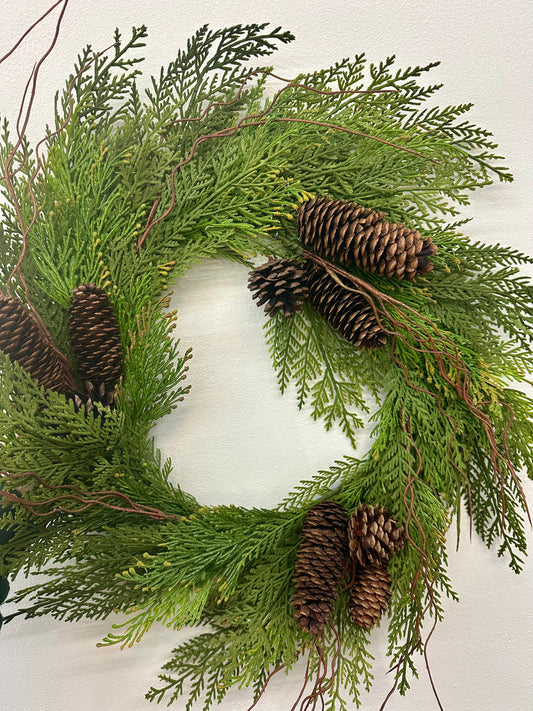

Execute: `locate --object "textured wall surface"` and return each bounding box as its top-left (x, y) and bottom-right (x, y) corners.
top-left (1, 1), bottom-right (532, 709)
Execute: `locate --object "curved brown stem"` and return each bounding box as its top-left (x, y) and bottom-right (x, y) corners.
top-left (7, 40), bottom-right (118, 295)
top-left (136, 74), bottom-right (435, 253)
top-left (341, 555), bottom-right (357, 593)
top-left (300, 642), bottom-right (327, 711)
top-left (289, 643), bottom-right (317, 711)
top-left (162, 67), bottom-right (398, 133)
top-left (303, 250), bottom-right (530, 530)
top-left (316, 621), bottom-right (341, 698)
top-left (246, 661), bottom-right (288, 711)
top-left (1, 471), bottom-right (179, 521)
top-left (399, 412), bottom-right (445, 711)
top-left (0, 0), bottom-right (65, 67)
top-left (379, 677), bottom-right (400, 711)
top-left (2, 0), bottom-right (69, 240)
top-left (1, 0), bottom-right (75, 379)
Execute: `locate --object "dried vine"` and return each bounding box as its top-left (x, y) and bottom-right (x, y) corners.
top-left (0, 471), bottom-right (179, 521)
top-left (303, 249), bottom-right (530, 530)
top-left (136, 75), bottom-right (434, 253)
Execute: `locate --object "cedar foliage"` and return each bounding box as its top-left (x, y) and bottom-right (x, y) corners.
top-left (0, 21), bottom-right (531, 711)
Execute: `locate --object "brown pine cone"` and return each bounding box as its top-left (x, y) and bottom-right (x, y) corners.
top-left (348, 504), bottom-right (405, 566)
top-left (68, 284), bottom-right (123, 386)
top-left (349, 563), bottom-right (392, 629)
top-left (291, 502), bottom-right (349, 635)
top-left (0, 294), bottom-right (75, 393)
top-left (306, 261), bottom-right (387, 349)
top-left (297, 197), bottom-right (437, 281)
top-left (70, 381), bottom-right (117, 421)
top-left (248, 257), bottom-right (308, 319)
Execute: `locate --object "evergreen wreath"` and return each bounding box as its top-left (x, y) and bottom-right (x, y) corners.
top-left (1, 3), bottom-right (532, 709)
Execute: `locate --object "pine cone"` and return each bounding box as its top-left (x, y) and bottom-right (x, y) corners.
top-left (68, 284), bottom-right (123, 386)
top-left (291, 502), bottom-right (349, 635)
top-left (297, 197), bottom-right (438, 281)
top-left (0, 294), bottom-right (75, 393)
top-left (248, 257), bottom-right (308, 319)
top-left (306, 261), bottom-right (387, 349)
top-left (349, 563), bottom-right (391, 629)
top-left (70, 381), bottom-right (117, 422)
top-left (348, 504), bottom-right (405, 566)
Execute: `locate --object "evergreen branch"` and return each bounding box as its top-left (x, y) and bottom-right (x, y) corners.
top-left (265, 304), bottom-right (381, 449)
top-left (98, 579), bottom-right (211, 649)
top-left (120, 299), bottom-right (192, 435)
top-left (145, 24), bottom-right (294, 120)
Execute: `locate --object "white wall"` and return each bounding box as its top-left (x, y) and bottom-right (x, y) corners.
top-left (1, 1), bottom-right (533, 710)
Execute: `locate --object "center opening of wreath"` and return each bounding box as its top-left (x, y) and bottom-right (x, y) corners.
top-left (152, 260), bottom-right (375, 509)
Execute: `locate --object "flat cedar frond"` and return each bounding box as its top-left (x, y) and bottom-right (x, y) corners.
top-left (265, 303), bottom-right (382, 447)
top-left (146, 24), bottom-right (293, 121)
top-left (120, 299), bottom-right (192, 435)
top-left (98, 579), bottom-right (212, 650)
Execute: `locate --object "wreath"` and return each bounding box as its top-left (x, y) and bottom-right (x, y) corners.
top-left (1, 5), bottom-right (532, 710)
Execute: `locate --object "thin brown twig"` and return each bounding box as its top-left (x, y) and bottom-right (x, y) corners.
top-left (341, 555), bottom-right (357, 593)
top-left (1, 471), bottom-right (179, 521)
top-left (423, 616), bottom-right (444, 711)
top-left (0, 490), bottom-right (163, 519)
top-left (1, 40), bottom-right (118, 189)
top-left (0, 0), bottom-right (65, 67)
top-left (292, 657), bottom-right (317, 711)
top-left (277, 116), bottom-right (434, 160)
top-left (300, 642), bottom-right (328, 711)
top-left (318, 620), bottom-right (342, 697)
top-left (136, 74), bottom-right (436, 253)
top-left (379, 674), bottom-right (400, 711)
top-left (246, 638), bottom-right (322, 711)
top-left (374, 412), bottom-right (443, 711)
top-left (246, 661), bottom-right (289, 711)
top-left (11, 62), bottom-right (36, 195)
top-left (162, 67), bottom-right (398, 132)
top-left (6, 469), bottom-right (170, 516)
top-left (2, 0), bottom-right (69, 242)
top-left (400, 412), bottom-right (444, 711)
top-left (30, 42), bottom-right (118, 186)
top-left (1, 0), bottom-right (73, 378)
top-left (303, 250), bottom-right (530, 531)
top-left (475, 398), bottom-right (524, 532)
top-left (288, 646), bottom-right (316, 711)
top-left (6, 40), bottom-right (119, 296)
top-left (380, 635), bottom-right (425, 710)
top-left (400, 415), bottom-right (432, 597)
top-left (303, 625), bottom-right (343, 711)
top-left (386, 332), bottom-right (474, 538)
